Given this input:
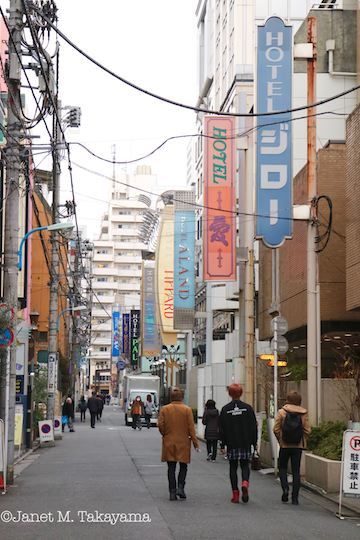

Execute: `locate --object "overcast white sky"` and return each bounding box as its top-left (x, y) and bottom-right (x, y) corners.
top-left (7, 1), bottom-right (199, 238)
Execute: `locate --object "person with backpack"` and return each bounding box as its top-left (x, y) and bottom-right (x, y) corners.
top-left (273, 391), bottom-right (311, 505)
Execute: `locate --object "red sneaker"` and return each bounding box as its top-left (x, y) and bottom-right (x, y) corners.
top-left (231, 489), bottom-right (240, 503)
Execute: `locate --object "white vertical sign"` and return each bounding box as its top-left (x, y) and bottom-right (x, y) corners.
top-left (342, 430), bottom-right (360, 497)
top-left (47, 353), bottom-right (57, 393)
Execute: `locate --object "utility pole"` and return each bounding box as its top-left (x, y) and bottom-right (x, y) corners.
top-left (1, 0), bottom-right (24, 484)
top-left (70, 238), bottom-right (81, 396)
top-left (306, 17), bottom-right (320, 426)
top-left (47, 97), bottom-right (61, 420)
top-left (237, 91), bottom-right (255, 407)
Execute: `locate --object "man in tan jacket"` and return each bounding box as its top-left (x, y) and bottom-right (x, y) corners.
top-left (158, 387), bottom-right (199, 501)
top-left (273, 391), bottom-right (311, 505)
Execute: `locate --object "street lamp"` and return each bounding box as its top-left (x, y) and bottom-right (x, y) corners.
top-left (56, 305), bottom-right (87, 331)
top-left (17, 222), bottom-right (74, 271)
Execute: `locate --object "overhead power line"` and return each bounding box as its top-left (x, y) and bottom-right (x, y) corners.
top-left (67, 110), bottom-right (348, 166)
top-left (29, 2), bottom-right (360, 118)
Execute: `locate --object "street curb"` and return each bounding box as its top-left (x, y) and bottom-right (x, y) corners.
top-left (14, 440), bottom-right (40, 466)
top-left (301, 479), bottom-right (360, 516)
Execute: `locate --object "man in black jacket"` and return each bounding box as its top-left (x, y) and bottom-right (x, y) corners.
top-left (219, 384), bottom-right (257, 504)
top-left (87, 392), bottom-right (99, 429)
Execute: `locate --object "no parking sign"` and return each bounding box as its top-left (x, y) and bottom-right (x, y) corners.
top-left (338, 429), bottom-right (360, 518)
top-left (53, 416), bottom-right (62, 440)
top-left (38, 420), bottom-right (54, 446)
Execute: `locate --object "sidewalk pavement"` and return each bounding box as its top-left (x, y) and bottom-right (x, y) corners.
top-left (1, 408), bottom-right (358, 540)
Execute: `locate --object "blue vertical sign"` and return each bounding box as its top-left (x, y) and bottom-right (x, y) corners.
top-left (256, 17), bottom-right (292, 247)
top-left (112, 307), bottom-right (120, 357)
top-left (174, 210), bottom-right (195, 310)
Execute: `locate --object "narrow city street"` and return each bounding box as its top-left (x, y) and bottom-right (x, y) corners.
top-left (0, 407), bottom-right (358, 540)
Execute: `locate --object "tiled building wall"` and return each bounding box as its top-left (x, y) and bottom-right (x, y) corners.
top-left (346, 105), bottom-right (360, 310)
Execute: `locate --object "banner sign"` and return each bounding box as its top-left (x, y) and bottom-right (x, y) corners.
top-left (130, 310), bottom-right (140, 366)
top-left (174, 210), bottom-right (195, 310)
top-left (256, 16), bottom-right (293, 247)
top-left (142, 263), bottom-right (160, 357)
top-left (14, 404), bottom-right (23, 447)
top-left (112, 306), bottom-right (120, 357)
top-left (203, 116), bottom-right (236, 281)
top-left (122, 313), bottom-right (130, 359)
top-left (156, 205), bottom-right (176, 340)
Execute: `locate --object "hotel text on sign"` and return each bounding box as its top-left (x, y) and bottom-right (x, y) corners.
top-left (203, 116), bottom-right (236, 281)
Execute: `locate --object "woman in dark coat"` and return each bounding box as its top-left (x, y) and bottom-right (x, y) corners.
top-left (202, 399), bottom-right (220, 462)
top-left (79, 396), bottom-right (87, 422)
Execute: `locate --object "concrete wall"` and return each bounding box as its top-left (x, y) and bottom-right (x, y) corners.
top-left (259, 143), bottom-right (360, 341)
top-left (294, 10), bottom-right (357, 74)
top-left (257, 378), bottom-right (356, 422)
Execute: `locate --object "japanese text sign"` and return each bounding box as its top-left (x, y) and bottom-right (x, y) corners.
top-left (203, 116), bottom-right (236, 281)
top-left (256, 17), bottom-right (293, 247)
top-left (342, 430), bottom-right (360, 497)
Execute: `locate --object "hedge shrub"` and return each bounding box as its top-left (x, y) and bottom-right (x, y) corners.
top-left (307, 421), bottom-right (346, 461)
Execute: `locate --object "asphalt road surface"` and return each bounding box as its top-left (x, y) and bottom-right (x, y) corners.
top-left (0, 407), bottom-right (359, 540)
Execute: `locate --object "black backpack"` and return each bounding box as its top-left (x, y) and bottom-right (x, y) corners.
top-left (282, 411), bottom-right (303, 444)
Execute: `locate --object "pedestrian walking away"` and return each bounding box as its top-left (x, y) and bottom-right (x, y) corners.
top-left (219, 383), bottom-right (257, 504)
top-left (79, 395), bottom-right (87, 422)
top-left (158, 387), bottom-right (199, 501)
top-left (202, 399), bottom-right (220, 462)
top-left (273, 391), bottom-right (311, 505)
top-left (96, 394), bottom-right (104, 421)
top-left (131, 396), bottom-right (144, 430)
top-left (87, 391), bottom-right (99, 428)
top-left (62, 395), bottom-right (75, 433)
top-left (144, 394), bottom-right (155, 429)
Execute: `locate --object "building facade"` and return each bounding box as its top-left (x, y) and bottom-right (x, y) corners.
top-left (89, 166), bottom-right (159, 395)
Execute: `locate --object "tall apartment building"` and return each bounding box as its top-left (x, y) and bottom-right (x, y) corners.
top-left (190, 0), bottom-right (357, 425)
top-left (89, 166), bottom-right (159, 395)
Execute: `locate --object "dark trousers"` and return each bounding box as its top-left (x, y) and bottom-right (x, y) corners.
top-left (278, 448), bottom-right (302, 499)
top-left (145, 414), bottom-right (151, 429)
top-left (167, 461), bottom-right (188, 491)
top-left (229, 459), bottom-right (250, 490)
top-left (90, 411), bottom-right (96, 428)
top-left (206, 440), bottom-right (217, 460)
top-left (80, 410), bottom-right (86, 421)
top-left (132, 414), bottom-right (141, 429)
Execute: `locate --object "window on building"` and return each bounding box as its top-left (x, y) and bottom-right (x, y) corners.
top-left (38, 331), bottom-right (47, 342)
top-left (99, 346), bottom-right (108, 352)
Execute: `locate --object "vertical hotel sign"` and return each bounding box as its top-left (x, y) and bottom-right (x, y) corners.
top-left (256, 17), bottom-right (292, 247)
top-left (203, 116), bottom-right (236, 281)
top-left (112, 306), bottom-right (120, 357)
top-left (142, 262), bottom-right (160, 357)
top-left (130, 310), bottom-right (140, 366)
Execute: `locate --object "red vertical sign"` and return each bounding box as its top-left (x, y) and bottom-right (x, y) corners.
top-left (203, 116), bottom-right (236, 281)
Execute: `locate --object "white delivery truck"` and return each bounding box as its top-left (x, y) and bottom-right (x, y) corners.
top-left (123, 374), bottom-right (160, 426)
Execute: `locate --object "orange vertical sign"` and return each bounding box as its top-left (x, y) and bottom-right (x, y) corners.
top-left (203, 116), bottom-right (236, 281)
